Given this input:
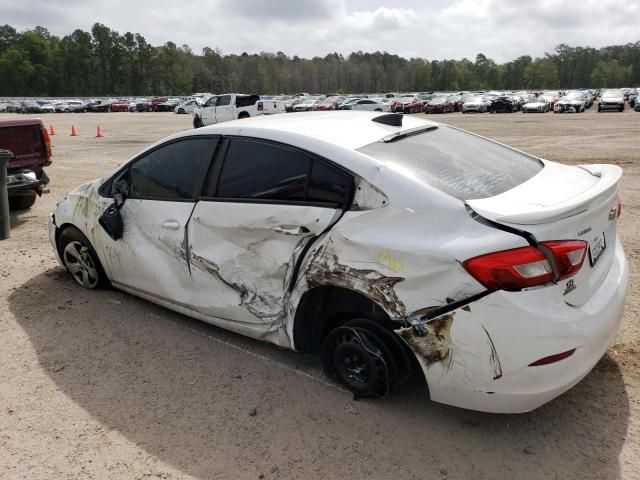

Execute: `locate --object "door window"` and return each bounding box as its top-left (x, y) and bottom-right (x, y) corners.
top-left (214, 139), bottom-right (310, 202)
top-left (307, 161), bottom-right (352, 207)
top-left (116, 138), bottom-right (213, 200)
top-left (218, 95), bottom-right (232, 106)
top-left (208, 138), bottom-right (353, 208)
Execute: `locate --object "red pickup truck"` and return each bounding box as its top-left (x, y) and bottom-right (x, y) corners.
top-left (0, 118), bottom-right (52, 210)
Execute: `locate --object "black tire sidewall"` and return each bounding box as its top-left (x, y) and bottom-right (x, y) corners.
top-left (58, 227), bottom-right (109, 289)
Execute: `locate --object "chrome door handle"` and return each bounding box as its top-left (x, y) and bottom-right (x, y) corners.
top-left (161, 220), bottom-right (180, 230)
top-left (272, 225), bottom-right (310, 235)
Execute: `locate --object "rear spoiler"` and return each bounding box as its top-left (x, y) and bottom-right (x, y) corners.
top-left (467, 164), bottom-right (622, 225)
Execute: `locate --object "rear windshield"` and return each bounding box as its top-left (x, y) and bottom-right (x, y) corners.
top-left (358, 126), bottom-right (543, 200)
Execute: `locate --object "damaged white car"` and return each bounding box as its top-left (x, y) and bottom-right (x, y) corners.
top-left (49, 111), bottom-right (628, 413)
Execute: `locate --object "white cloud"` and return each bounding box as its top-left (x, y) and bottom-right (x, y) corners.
top-left (1, 0), bottom-right (637, 62)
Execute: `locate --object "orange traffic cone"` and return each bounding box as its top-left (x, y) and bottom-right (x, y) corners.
top-left (70, 125), bottom-right (77, 136)
top-left (49, 125), bottom-right (56, 135)
top-left (96, 126), bottom-right (103, 138)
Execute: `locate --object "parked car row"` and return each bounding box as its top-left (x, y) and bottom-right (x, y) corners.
top-left (0, 96), bottom-right (203, 114)
top-left (3, 88), bottom-right (637, 121)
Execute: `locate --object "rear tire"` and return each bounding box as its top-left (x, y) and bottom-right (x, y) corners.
top-left (58, 227), bottom-right (109, 290)
top-left (178, 108), bottom-right (185, 114)
top-left (8, 191), bottom-right (37, 210)
top-left (321, 318), bottom-right (410, 398)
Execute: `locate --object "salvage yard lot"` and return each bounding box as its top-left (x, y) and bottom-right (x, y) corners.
top-left (1, 110), bottom-right (638, 479)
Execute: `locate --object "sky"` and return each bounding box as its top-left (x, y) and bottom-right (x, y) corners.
top-left (1, 0), bottom-right (638, 62)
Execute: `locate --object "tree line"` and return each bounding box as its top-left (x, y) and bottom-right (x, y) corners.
top-left (0, 23), bottom-right (638, 97)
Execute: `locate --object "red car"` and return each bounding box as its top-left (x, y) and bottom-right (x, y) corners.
top-left (423, 96), bottom-right (456, 114)
top-left (391, 96), bottom-right (423, 113)
top-left (109, 100), bottom-right (129, 112)
top-left (0, 118), bottom-right (52, 210)
top-left (311, 101), bottom-right (337, 111)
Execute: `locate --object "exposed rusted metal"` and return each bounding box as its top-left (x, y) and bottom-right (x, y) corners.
top-left (305, 251), bottom-right (407, 319)
top-left (396, 314), bottom-right (454, 365)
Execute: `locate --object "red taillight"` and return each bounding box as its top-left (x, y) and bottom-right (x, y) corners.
top-left (528, 348), bottom-right (576, 366)
top-left (463, 246), bottom-right (552, 290)
top-left (257, 101), bottom-right (263, 111)
top-left (463, 240), bottom-right (587, 291)
top-left (542, 240), bottom-right (587, 280)
top-left (40, 126), bottom-right (52, 158)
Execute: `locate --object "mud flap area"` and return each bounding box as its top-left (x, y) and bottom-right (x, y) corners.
top-left (394, 302), bottom-right (503, 406)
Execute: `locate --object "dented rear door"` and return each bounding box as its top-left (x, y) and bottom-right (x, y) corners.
top-left (185, 137), bottom-right (353, 337)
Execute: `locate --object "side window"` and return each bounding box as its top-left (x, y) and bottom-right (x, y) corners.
top-left (127, 138), bottom-right (213, 200)
top-left (213, 139), bottom-right (310, 202)
top-left (207, 138), bottom-right (353, 208)
top-left (307, 160), bottom-right (352, 207)
top-left (218, 95), bottom-right (231, 106)
top-left (110, 169), bottom-right (131, 196)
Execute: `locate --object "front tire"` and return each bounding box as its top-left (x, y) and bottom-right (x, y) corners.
top-left (58, 227), bottom-right (109, 289)
top-left (178, 108), bottom-right (185, 114)
top-left (193, 116), bottom-right (203, 128)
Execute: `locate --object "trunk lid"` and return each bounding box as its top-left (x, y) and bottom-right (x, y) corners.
top-left (467, 161), bottom-right (622, 307)
top-left (0, 119), bottom-right (49, 171)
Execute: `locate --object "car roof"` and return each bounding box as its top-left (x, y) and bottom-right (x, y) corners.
top-left (192, 111), bottom-right (439, 151)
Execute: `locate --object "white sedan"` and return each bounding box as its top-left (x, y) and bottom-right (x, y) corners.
top-left (49, 111), bottom-right (628, 413)
top-left (346, 99), bottom-right (390, 112)
top-left (174, 99), bottom-right (199, 114)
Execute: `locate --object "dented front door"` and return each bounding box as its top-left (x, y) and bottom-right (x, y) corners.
top-left (107, 199), bottom-right (194, 299)
top-left (186, 201), bottom-right (339, 332)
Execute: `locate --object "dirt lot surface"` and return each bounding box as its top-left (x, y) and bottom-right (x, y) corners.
top-left (1, 109), bottom-right (638, 480)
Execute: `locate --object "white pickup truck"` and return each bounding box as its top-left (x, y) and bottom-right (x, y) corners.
top-left (193, 93), bottom-right (285, 128)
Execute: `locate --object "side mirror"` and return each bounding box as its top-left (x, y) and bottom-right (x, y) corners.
top-left (99, 191), bottom-right (126, 241)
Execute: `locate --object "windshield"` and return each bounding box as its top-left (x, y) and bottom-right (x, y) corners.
top-left (465, 96), bottom-right (483, 103)
top-left (358, 127), bottom-right (543, 201)
top-left (430, 97), bottom-right (447, 104)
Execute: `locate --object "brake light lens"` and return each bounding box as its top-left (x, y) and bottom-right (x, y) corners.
top-left (40, 126), bottom-right (52, 158)
top-left (542, 240), bottom-right (587, 280)
top-left (463, 240), bottom-right (587, 291)
top-left (528, 348), bottom-right (576, 366)
top-left (616, 194), bottom-right (622, 218)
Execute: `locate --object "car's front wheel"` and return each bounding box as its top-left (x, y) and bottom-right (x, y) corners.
top-left (58, 227), bottom-right (108, 289)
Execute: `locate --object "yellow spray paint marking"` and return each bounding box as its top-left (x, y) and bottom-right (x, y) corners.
top-left (376, 250), bottom-right (406, 274)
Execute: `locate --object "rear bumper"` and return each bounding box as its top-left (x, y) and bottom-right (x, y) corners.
top-left (599, 103), bottom-right (624, 110)
top-left (400, 238), bottom-right (628, 413)
top-left (7, 169), bottom-right (49, 192)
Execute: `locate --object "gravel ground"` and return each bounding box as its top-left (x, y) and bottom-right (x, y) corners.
top-left (0, 109), bottom-right (638, 480)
